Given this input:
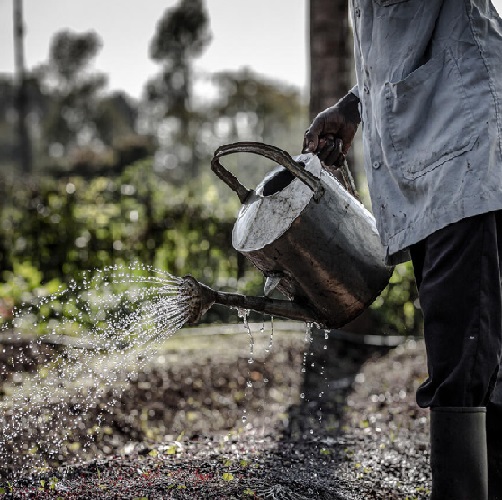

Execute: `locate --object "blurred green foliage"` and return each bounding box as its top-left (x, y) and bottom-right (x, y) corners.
top-left (370, 261), bottom-right (422, 337)
top-left (0, 157), bottom-right (422, 337)
top-left (0, 159), bottom-right (265, 326)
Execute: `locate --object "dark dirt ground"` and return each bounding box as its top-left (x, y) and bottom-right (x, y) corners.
top-left (0, 321), bottom-right (431, 499)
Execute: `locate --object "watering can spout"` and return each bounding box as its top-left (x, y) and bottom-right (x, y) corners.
top-left (181, 275), bottom-right (323, 327)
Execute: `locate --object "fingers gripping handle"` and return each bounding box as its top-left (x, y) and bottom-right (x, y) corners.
top-left (211, 142), bottom-right (325, 202)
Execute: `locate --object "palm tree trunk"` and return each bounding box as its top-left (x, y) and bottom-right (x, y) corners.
top-left (13, 0), bottom-right (32, 174)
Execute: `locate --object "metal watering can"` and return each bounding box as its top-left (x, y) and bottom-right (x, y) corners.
top-left (182, 142), bottom-right (393, 328)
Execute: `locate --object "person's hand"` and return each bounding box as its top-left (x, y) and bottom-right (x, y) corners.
top-left (303, 91), bottom-right (361, 167)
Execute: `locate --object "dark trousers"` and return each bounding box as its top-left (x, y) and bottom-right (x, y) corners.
top-left (409, 211), bottom-right (502, 410)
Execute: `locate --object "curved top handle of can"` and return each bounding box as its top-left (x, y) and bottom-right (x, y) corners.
top-left (210, 141), bottom-right (325, 204)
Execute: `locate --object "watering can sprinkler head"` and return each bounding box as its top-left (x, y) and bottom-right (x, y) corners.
top-left (180, 275), bottom-right (217, 325)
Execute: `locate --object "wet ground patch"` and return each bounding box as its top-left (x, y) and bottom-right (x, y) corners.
top-left (1, 323), bottom-right (430, 499)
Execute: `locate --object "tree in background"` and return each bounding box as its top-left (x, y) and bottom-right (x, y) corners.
top-left (13, 0), bottom-right (31, 173)
top-left (211, 69), bottom-right (304, 142)
top-left (308, 0), bottom-right (362, 180)
top-left (0, 73), bottom-right (50, 176)
top-left (39, 29), bottom-right (107, 156)
top-left (144, 0), bottom-right (211, 178)
top-left (141, 0), bottom-right (306, 185)
top-left (2, 26), bottom-right (144, 175)
top-left (0, 78), bottom-right (21, 168)
top-left (93, 92), bottom-right (138, 148)
top-left (2, 1), bottom-right (306, 181)
top-left (308, 0), bottom-right (352, 119)
top-left (208, 68), bottom-right (307, 187)
top-left (32, 29), bottom-right (146, 175)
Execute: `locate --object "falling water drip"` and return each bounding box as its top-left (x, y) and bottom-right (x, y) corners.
top-left (237, 308), bottom-right (253, 365)
top-left (234, 308), bottom-right (256, 434)
top-left (265, 316), bottom-right (275, 354)
top-left (301, 323), bottom-right (313, 374)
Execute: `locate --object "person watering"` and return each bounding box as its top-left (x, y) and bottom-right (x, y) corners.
top-left (304, 1), bottom-right (502, 499)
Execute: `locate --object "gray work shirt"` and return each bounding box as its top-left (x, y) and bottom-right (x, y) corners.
top-left (350, 0), bottom-right (502, 264)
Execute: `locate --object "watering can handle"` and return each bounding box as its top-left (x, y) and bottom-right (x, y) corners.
top-left (211, 142), bottom-right (324, 203)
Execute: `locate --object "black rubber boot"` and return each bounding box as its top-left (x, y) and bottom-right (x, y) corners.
top-left (487, 403), bottom-right (502, 500)
top-left (430, 407), bottom-right (488, 500)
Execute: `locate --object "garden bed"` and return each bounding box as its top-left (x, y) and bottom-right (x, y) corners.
top-left (0, 322), bottom-right (430, 499)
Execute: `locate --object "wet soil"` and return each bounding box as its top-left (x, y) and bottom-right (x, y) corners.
top-left (0, 322), bottom-right (430, 499)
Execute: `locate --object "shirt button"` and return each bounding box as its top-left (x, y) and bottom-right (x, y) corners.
top-left (372, 161), bottom-right (381, 169)
top-left (354, 6), bottom-right (361, 16)
top-left (363, 85), bottom-right (369, 94)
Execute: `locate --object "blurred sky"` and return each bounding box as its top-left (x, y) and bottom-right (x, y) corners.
top-left (1, 0), bottom-right (502, 100)
top-left (0, 0), bottom-right (308, 99)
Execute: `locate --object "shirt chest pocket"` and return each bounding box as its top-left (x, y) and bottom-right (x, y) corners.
top-left (380, 48), bottom-right (478, 180)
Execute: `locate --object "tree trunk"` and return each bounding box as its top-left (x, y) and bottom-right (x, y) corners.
top-left (308, 0), bottom-right (361, 185)
top-left (309, 0), bottom-right (353, 120)
top-left (13, 0), bottom-right (32, 174)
